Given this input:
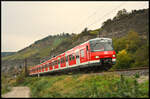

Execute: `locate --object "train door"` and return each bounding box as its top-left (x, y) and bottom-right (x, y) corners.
top-left (65, 54), bottom-right (69, 67)
top-left (86, 45), bottom-right (89, 61)
top-left (80, 48), bottom-right (86, 63)
top-left (75, 51), bottom-right (80, 65)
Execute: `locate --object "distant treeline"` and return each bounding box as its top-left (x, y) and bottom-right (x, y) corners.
top-left (1, 52), bottom-right (16, 57)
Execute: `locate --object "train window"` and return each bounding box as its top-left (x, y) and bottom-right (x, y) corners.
top-left (53, 62), bottom-right (54, 66)
top-left (55, 61), bottom-right (56, 65)
top-left (61, 58), bottom-right (63, 63)
top-left (69, 55), bottom-right (72, 61)
top-left (80, 49), bottom-right (84, 57)
top-left (54, 61), bottom-right (56, 66)
top-left (65, 56), bottom-right (68, 62)
top-left (53, 61), bottom-right (55, 66)
top-left (72, 54), bottom-right (75, 60)
top-left (61, 57), bottom-right (65, 63)
top-left (46, 64), bottom-right (48, 68)
top-left (86, 46), bottom-right (88, 51)
top-left (56, 60), bottom-right (58, 65)
top-left (59, 59), bottom-right (61, 63)
top-left (63, 57), bottom-right (65, 63)
top-left (54, 61), bottom-right (55, 66)
top-left (58, 59), bottom-right (60, 64)
top-left (63, 57), bottom-right (65, 62)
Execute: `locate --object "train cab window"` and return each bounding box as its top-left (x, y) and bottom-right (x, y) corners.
top-left (80, 49), bottom-right (85, 57)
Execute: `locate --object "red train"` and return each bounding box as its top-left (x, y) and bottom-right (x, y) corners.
top-left (29, 38), bottom-right (116, 76)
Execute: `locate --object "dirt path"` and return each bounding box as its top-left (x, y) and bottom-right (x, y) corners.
top-left (2, 86), bottom-right (30, 98)
top-left (137, 75), bottom-right (149, 84)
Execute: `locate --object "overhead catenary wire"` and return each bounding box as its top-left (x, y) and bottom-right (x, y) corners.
top-left (86, 2), bottom-right (126, 28)
top-left (71, 2), bottom-right (126, 33)
top-left (71, 5), bottom-right (106, 33)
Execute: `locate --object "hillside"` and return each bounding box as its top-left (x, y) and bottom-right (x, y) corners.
top-left (1, 8), bottom-right (149, 74)
top-left (100, 8), bottom-right (149, 39)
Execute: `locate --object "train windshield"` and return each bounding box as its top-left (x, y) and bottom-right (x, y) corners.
top-left (90, 39), bottom-right (113, 52)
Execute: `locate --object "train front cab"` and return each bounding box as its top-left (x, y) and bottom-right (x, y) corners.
top-left (88, 38), bottom-right (116, 66)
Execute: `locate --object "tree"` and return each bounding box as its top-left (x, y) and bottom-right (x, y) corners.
top-left (132, 42), bottom-right (149, 67)
top-left (116, 9), bottom-right (128, 19)
top-left (113, 37), bottom-right (127, 53)
top-left (82, 27), bottom-right (88, 34)
top-left (113, 49), bottom-right (133, 69)
top-left (126, 30), bottom-right (141, 53)
top-left (102, 19), bottom-right (112, 27)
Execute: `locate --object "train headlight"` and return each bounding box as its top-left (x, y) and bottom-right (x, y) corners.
top-left (95, 56), bottom-right (99, 58)
top-left (112, 55), bottom-right (115, 57)
top-left (112, 59), bottom-right (116, 61)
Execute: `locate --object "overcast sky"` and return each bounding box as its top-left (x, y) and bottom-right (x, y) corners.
top-left (2, 1), bottom-right (149, 52)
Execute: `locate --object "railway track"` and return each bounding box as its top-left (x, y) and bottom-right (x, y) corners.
top-left (84, 67), bottom-right (149, 76)
top-left (35, 66), bottom-right (149, 77)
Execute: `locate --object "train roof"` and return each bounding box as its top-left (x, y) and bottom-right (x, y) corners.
top-left (88, 38), bottom-right (112, 42)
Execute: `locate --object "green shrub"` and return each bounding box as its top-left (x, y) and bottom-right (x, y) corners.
top-left (113, 49), bottom-right (133, 69)
top-left (126, 30), bottom-right (141, 53)
top-left (132, 42), bottom-right (149, 67)
top-left (113, 37), bottom-right (128, 53)
top-left (134, 73), bottom-right (140, 78)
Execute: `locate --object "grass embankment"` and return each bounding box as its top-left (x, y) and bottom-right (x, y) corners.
top-left (14, 73), bottom-right (149, 98)
top-left (1, 75), bottom-right (16, 94)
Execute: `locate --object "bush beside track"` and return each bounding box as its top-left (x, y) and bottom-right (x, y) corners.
top-left (12, 72), bottom-right (149, 98)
